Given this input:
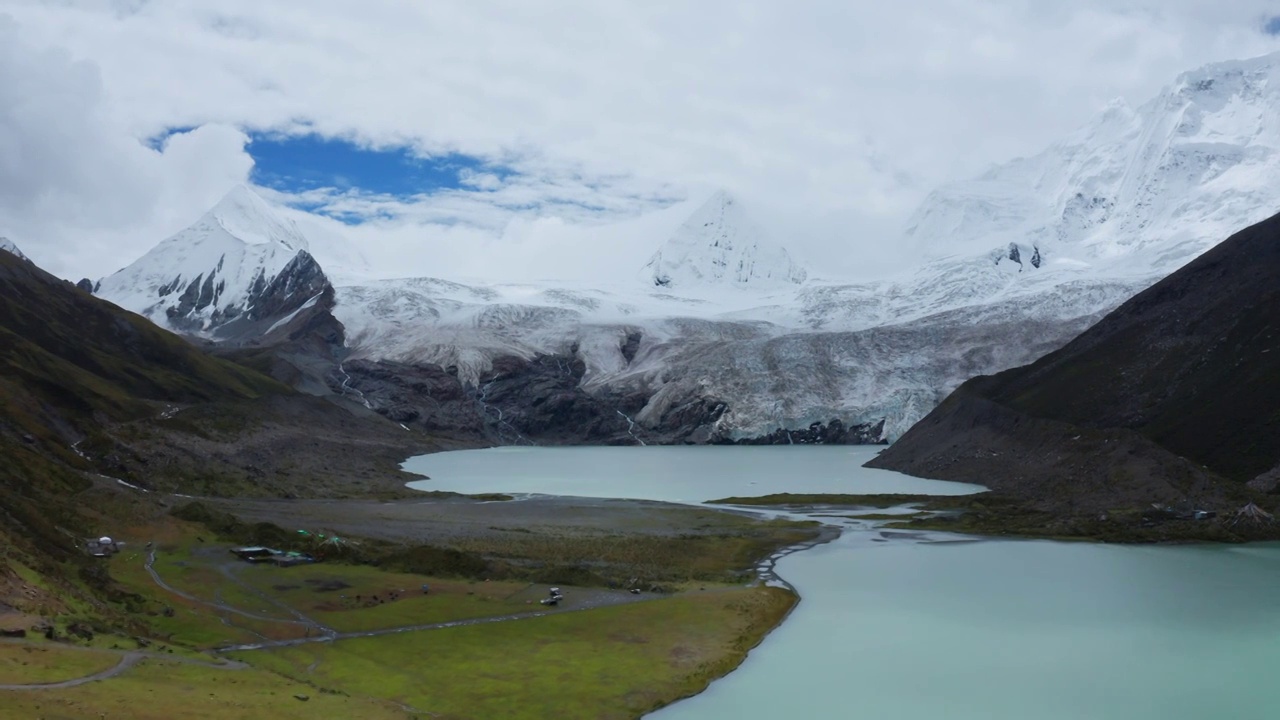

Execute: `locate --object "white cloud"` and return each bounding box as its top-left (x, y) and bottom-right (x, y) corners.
top-left (3, 1), bottom-right (1280, 282)
top-left (0, 14), bottom-right (253, 278)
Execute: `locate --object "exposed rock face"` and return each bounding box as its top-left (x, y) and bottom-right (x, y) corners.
top-left (334, 360), bottom-right (485, 439)
top-left (248, 251), bottom-right (331, 323)
top-left (475, 355), bottom-right (648, 444)
top-left (729, 419), bottom-right (887, 446)
top-left (872, 210), bottom-right (1280, 512)
top-left (163, 249), bottom-right (331, 338)
top-left (336, 352), bottom-right (883, 447)
top-left (337, 354), bottom-right (670, 445)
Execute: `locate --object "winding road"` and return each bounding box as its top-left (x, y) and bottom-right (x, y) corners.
top-left (0, 639), bottom-right (246, 691)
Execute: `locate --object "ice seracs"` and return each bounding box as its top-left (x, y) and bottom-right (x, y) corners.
top-left (642, 191), bottom-right (807, 288)
top-left (96, 185), bottom-right (330, 338)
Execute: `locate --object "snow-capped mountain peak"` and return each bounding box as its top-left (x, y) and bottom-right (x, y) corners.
top-left (96, 185), bottom-right (329, 337)
top-left (642, 191), bottom-right (808, 288)
top-left (206, 183), bottom-right (309, 252)
top-left (0, 237), bottom-right (27, 261)
top-left (906, 50), bottom-right (1280, 282)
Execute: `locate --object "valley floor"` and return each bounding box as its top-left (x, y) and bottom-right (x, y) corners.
top-left (0, 489), bottom-right (819, 719)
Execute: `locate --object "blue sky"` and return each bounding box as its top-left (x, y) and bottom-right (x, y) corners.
top-left (246, 133), bottom-right (508, 199)
top-left (1267, 16), bottom-right (1280, 35)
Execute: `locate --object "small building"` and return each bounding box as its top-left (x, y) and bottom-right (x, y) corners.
top-left (271, 551), bottom-right (316, 567)
top-left (85, 537), bottom-right (122, 557)
top-left (230, 546), bottom-right (280, 562)
top-left (230, 547), bottom-right (315, 566)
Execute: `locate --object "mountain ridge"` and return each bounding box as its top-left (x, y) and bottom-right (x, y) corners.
top-left (91, 52), bottom-right (1280, 444)
top-left (869, 208), bottom-right (1280, 512)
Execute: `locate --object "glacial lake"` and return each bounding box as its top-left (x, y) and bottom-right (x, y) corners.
top-left (405, 446), bottom-right (1280, 719)
top-left (403, 445), bottom-right (984, 501)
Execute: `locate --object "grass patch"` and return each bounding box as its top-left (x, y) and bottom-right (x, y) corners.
top-left (448, 523), bottom-right (817, 586)
top-left (106, 541), bottom-right (306, 649)
top-left (1, 657), bottom-right (409, 719)
top-left (236, 564), bottom-right (539, 633)
top-left (233, 586), bottom-right (796, 720)
top-left (0, 643), bottom-right (120, 684)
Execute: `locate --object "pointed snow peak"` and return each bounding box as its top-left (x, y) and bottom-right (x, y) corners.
top-left (95, 185), bottom-right (333, 337)
top-left (643, 191), bottom-right (807, 288)
top-left (0, 237), bottom-right (27, 261)
top-left (204, 184), bottom-right (308, 252)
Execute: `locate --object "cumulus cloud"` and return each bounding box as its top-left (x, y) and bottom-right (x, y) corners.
top-left (0, 15), bottom-right (253, 278)
top-left (4, 1), bottom-right (1280, 281)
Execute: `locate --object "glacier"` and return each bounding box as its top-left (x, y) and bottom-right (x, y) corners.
top-left (95, 51), bottom-right (1280, 443)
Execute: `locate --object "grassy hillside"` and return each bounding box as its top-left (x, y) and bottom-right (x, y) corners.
top-left (0, 251), bottom-right (300, 614)
top-left (0, 251), bottom-right (286, 433)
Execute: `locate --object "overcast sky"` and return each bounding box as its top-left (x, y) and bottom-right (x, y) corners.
top-left (3, 1), bottom-right (1280, 283)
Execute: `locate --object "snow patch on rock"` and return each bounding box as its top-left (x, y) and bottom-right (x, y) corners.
top-left (0, 237), bottom-right (28, 261)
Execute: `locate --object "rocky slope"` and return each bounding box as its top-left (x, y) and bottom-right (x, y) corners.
top-left (870, 209), bottom-right (1280, 513)
top-left (0, 248), bottom-right (443, 610)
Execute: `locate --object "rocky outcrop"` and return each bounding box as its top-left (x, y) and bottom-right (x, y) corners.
top-left (164, 250), bottom-right (332, 339)
top-left (334, 359), bottom-right (485, 440)
top-left (338, 354), bottom-right (654, 445)
top-left (247, 251), bottom-right (330, 323)
top-left (729, 418), bottom-right (887, 445)
top-left (334, 351), bottom-right (886, 448)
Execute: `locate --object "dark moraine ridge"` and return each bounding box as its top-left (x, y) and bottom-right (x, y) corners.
top-left (870, 210), bottom-right (1280, 514)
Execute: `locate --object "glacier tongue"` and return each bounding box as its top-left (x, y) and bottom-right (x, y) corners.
top-left (642, 191), bottom-right (807, 288)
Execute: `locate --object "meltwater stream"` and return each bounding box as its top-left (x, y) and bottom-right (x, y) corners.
top-left (405, 446), bottom-right (1280, 720)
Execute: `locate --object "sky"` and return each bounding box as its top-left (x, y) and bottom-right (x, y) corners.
top-left (3, 1), bottom-right (1280, 284)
